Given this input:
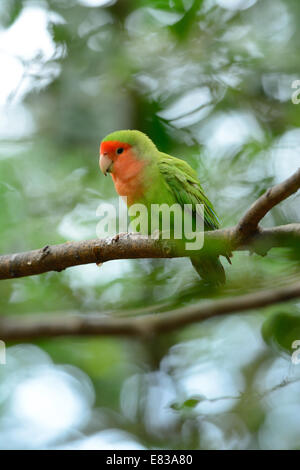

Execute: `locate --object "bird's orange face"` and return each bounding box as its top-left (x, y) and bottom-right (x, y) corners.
top-left (99, 139), bottom-right (147, 202)
top-left (99, 140), bottom-right (132, 176)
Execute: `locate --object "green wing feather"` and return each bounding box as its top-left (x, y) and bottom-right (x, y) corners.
top-left (157, 153), bottom-right (220, 231)
top-left (157, 153), bottom-right (227, 284)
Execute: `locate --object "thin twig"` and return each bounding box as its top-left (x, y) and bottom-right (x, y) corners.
top-left (184, 376), bottom-right (300, 406)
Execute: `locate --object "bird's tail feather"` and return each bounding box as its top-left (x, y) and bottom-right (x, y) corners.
top-left (190, 255), bottom-right (226, 285)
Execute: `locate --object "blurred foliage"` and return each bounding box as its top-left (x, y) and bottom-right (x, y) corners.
top-left (262, 308), bottom-right (300, 356)
top-left (0, 0), bottom-right (300, 450)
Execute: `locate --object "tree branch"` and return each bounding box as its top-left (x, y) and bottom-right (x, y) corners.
top-left (0, 281), bottom-right (299, 340)
top-left (0, 169), bottom-right (299, 281)
top-left (235, 168), bottom-right (300, 243)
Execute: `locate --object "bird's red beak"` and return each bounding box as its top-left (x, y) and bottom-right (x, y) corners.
top-left (99, 153), bottom-right (113, 176)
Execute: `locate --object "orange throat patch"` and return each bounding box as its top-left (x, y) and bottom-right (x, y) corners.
top-left (111, 150), bottom-right (147, 206)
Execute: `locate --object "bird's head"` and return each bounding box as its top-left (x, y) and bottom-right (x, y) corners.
top-left (99, 139), bottom-right (131, 176)
top-left (99, 130), bottom-right (157, 176)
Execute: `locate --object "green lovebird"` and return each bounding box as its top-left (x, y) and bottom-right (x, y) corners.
top-left (99, 130), bottom-right (227, 284)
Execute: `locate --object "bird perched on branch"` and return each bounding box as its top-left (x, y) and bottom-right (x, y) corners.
top-left (99, 130), bottom-right (228, 284)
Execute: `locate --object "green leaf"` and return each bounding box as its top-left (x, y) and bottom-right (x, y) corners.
top-left (262, 309), bottom-right (300, 356)
top-left (170, 395), bottom-right (205, 411)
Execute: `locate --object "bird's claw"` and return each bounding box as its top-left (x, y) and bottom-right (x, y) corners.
top-left (112, 232), bottom-right (127, 243)
top-left (151, 229), bottom-right (163, 239)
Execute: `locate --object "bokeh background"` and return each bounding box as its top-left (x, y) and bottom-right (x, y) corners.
top-left (0, 0), bottom-right (300, 450)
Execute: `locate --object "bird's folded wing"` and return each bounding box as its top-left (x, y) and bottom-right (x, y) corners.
top-left (158, 153), bottom-right (220, 231)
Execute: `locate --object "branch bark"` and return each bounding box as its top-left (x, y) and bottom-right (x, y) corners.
top-left (1, 281), bottom-right (300, 340)
top-left (0, 224), bottom-right (299, 280)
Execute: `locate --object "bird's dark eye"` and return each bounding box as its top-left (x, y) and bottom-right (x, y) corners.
top-left (116, 147), bottom-right (124, 155)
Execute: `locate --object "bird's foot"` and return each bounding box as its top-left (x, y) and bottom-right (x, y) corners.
top-left (111, 232), bottom-right (127, 243)
top-left (150, 229), bottom-right (163, 240)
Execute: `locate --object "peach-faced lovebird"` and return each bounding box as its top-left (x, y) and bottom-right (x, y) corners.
top-left (99, 130), bottom-right (226, 284)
